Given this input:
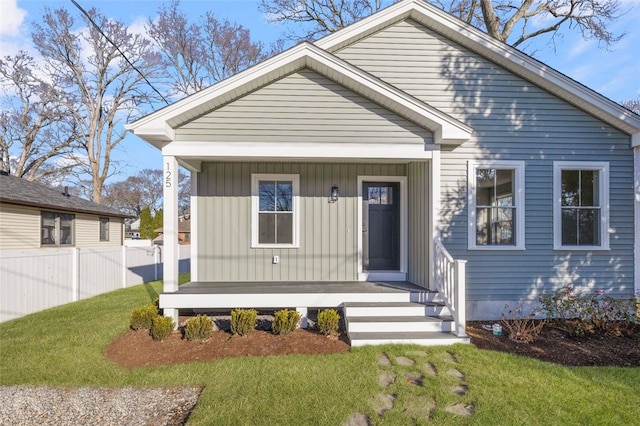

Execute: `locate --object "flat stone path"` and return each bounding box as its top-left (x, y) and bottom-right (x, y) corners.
top-left (346, 349), bottom-right (475, 424)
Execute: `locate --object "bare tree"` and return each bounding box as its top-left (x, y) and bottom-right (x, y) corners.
top-left (147, 0), bottom-right (268, 97)
top-left (31, 7), bottom-right (162, 203)
top-left (622, 97), bottom-right (640, 115)
top-left (260, 0), bottom-right (384, 40)
top-left (259, 0), bottom-right (623, 50)
top-left (0, 52), bottom-right (79, 182)
top-left (103, 168), bottom-right (190, 217)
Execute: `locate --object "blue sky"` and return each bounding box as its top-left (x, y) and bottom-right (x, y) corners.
top-left (1, 0), bottom-right (639, 179)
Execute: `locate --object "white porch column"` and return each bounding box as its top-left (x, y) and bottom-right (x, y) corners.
top-left (163, 155), bottom-right (179, 324)
top-left (634, 146), bottom-right (640, 296)
top-left (429, 149), bottom-right (441, 290)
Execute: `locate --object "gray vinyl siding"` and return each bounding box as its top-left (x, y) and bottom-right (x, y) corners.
top-left (338, 19), bottom-right (635, 299)
top-left (175, 69), bottom-right (432, 144)
top-left (407, 161), bottom-right (430, 287)
top-left (196, 162), bottom-right (408, 282)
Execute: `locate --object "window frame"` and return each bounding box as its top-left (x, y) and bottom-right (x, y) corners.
top-left (41, 210), bottom-right (75, 247)
top-left (251, 174), bottom-right (300, 248)
top-left (99, 217), bottom-right (110, 242)
top-left (553, 161), bottom-right (609, 251)
top-left (467, 160), bottom-right (526, 250)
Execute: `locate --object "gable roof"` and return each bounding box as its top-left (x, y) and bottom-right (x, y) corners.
top-left (126, 42), bottom-right (472, 146)
top-left (316, 0), bottom-right (640, 146)
top-left (127, 0), bottom-right (640, 148)
top-left (0, 172), bottom-right (128, 218)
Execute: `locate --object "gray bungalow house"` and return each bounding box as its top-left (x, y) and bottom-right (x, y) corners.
top-left (127, 0), bottom-right (640, 346)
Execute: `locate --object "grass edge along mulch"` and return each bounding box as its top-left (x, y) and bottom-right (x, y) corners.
top-left (1, 276), bottom-right (639, 425)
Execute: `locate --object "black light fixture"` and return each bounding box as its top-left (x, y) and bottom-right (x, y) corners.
top-left (330, 185), bottom-right (339, 202)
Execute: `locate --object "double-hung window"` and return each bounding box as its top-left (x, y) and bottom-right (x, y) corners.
top-left (251, 174), bottom-right (299, 248)
top-left (468, 161), bottom-right (525, 250)
top-left (41, 211), bottom-right (74, 246)
top-left (553, 162), bottom-right (609, 250)
top-left (99, 217), bottom-right (110, 241)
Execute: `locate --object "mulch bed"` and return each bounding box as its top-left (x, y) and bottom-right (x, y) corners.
top-left (103, 320), bottom-right (640, 369)
top-left (467, 321), bottom-right (640, 367)
top-left (103, 328), bottom-right (350, 369)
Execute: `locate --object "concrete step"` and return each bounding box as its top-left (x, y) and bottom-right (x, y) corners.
top-left (346, 315), bottom-right (452, 333)
top-left (348, 331), bottom-right (470, 347)
top-left (343, 301), bottom-right (449, 317)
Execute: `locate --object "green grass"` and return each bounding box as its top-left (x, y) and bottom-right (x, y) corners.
top-left (1, 275), bottom-right (639, 425)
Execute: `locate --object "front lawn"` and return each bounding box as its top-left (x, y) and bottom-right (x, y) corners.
top-left (1, 277), bottom-right (638, 425)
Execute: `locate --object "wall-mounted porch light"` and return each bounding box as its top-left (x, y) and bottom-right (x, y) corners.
top-left (330, 185), bottom-right (339, 203)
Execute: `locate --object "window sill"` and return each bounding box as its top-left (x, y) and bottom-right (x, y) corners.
top-left (468, 245), bottom-right (526, 251)
top-left (553, 245), bottom-right (610, 251)
top-left (251, 244), bottom-right (300, 249)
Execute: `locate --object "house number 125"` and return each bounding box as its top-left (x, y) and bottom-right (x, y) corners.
top-left (165, 162), bottom-right (172, 188)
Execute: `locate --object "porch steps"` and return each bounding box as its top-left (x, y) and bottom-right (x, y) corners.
top-left (343, 301), bottom-right (469, 347)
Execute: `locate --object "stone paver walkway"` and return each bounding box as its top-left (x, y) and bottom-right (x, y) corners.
top-left (345, 349), bottom-right (475, 425)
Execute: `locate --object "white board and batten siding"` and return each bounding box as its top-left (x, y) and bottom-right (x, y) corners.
top-left (337, 18), bottom-right (636, 318)
top-left (0, 245), bottom-right (191, 323)
top-left (196, 162), bottom-right (410, 282)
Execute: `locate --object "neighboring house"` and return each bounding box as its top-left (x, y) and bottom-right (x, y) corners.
top-left (127, 0), bottom-right (640, 346)
top-left (0, 171), bottom-right (128, 250)
top-left (125, 218), bottom-right (141, 239)
top-left (153, 218), bottom-right (191, 245)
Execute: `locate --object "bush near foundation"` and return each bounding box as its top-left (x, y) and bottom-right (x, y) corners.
top-left (130, 304), bottom-right (158, 330)
top-left (230, 308), bottom-right (257, 336)
top-left (184, 315), bottom-right (214, 341)
top-left (151, 315), bottom-right (175, 341)
top-left (272, 309), bottom-right (300, 335)
top-left (317, 309), bottom-right (341, 336)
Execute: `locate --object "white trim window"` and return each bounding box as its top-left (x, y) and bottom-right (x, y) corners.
top-left (251, 174), bottom-right (300, 248)
top-left (553, 162), bottom-right (609, 250)
top-left (468, 161), bottom-right (525, 250)
top-left (41, 211), bottom-right (75, 246)
top-left (99, 217), bottom-right (110, 242)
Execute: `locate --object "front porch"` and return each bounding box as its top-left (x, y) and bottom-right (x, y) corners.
top-left (160, 278), bottom-right (469, 346)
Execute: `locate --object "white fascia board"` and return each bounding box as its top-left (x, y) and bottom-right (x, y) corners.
top-left (163, 141), bottom-right (434, 161)
top-left (316, 0), bottom-right (640, 137)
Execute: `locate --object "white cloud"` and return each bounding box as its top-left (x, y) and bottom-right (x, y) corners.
top-left (0, 0), bottom-right (27, 37)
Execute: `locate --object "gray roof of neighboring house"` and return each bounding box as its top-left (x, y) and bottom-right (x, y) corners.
top-left (0, 172), bottom-right (129, 218)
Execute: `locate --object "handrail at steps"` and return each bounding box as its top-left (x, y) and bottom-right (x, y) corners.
top-left (434, 239), bottom-right (467, 337)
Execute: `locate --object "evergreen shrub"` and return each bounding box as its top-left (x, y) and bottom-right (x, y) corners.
top-left (272, 309), bottom-right (300, 335)
top-left (230, 308), bottom-right (257, 336)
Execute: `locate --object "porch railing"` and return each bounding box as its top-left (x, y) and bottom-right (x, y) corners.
top-left (434, 239), bottom-right (467, 337)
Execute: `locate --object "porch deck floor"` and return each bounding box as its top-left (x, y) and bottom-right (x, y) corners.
top-left (172, 281), bottom-right (428, 295)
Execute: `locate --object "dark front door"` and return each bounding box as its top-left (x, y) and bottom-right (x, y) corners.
top-left (362, 182), bottom-right (400, 271)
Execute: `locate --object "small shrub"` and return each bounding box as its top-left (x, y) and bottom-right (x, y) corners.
top-left (272, 309), bottom-right (301, 335)
top-left (539, 286), bottom-right (637, 337)
top-left (184, 315), bottom-right (213, 341)
top-left (230, 308), bottom-right (257, 336)
top-left (130, 304), bottom-right (158, 330)
top-left (500, 303), bottom-right (545, 343)
top-left (317, 309), bottom-right (340, 335)
top-left (151, 315), bottom-right (175, 341)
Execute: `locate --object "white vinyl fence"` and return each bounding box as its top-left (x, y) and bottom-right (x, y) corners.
top-left (0, 245), bottom-right (190, 323)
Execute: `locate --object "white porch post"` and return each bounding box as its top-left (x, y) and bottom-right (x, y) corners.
top-left (163, 155), bottom-right (179, 325)
top-left (429, 149), bottom-right (441, 290)
top-left (634, 146), bottom-right (640, 296)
